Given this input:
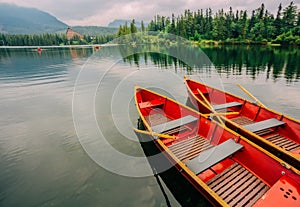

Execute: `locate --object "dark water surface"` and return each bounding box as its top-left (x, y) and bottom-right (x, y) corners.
top-left (0, 45), bottom-right (299, 207)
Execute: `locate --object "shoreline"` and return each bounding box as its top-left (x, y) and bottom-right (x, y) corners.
top-left (0, 44), bottom-right (120, 49)
top-left (191, 40), bottom-right (299, 47)
top-left (0, 41), bottom-right (298, 49)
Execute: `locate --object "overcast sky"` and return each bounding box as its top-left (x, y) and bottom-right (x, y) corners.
top-left (0, 0), bottom-right (299, 26)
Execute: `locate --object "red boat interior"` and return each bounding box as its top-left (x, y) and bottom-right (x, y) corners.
top-left (185, 79), bottom-right (300, 155)
top-left (136, 87), bottom-right (300, 206)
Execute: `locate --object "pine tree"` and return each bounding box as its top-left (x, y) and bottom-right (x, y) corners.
top-left (117, 25), bottom-right (123, 37)
top-left (274, 3), bottom-right (283, 36)
top-left (141, 21), bottom-right (145, 32)
top-left (213, 9), bottom-right (227, 40)
top-left (240, 11), bottom-right (248, 39)
top-left (130, 19), bottom-right (138, 33)
top-left (258, 3), bottom-right (265, 19)
top-left (282, 1), bottom-right (298, 32)
top-left (168, 13), bottom-right (176, 34)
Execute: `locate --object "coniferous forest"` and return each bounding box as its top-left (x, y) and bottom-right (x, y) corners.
top-left (0, 33), bottom-right (115, 46)
top-left (1, 2), bottom-right (299, 46)
top-left (118, 2), bottom-right (300, 45)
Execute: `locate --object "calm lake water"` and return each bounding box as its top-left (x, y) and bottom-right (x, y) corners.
top-left (0, 45), bottom-right (299, 207)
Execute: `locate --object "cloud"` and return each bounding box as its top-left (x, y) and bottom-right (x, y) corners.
top-left (0, 0), bottom-right (299, 26)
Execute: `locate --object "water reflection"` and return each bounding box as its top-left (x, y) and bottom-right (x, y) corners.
top-left (0, 48), bottom-right (94, 81)
top-left (0, 46), bottom-right (299, 207)
top-left (121, 45), bottom-right (300, 82)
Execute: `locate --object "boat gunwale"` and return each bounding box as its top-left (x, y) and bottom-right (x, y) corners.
top-left (183, 76), bottom-right (300, 125)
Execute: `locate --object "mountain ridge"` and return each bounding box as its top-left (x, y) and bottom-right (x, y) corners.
top-left (0, 3), bottom-right (68, 34)
top-left (0, 3), bottom-right (119, 35)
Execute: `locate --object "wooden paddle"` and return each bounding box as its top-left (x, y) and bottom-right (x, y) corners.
top-left (133, 128), bottom-right (176, 140)
top-left (202, 112), bottom-right (240, 117)
top-left (237, 84), bottom-right (266, 107)
top-left (197, 88), bottom-right (226, 126)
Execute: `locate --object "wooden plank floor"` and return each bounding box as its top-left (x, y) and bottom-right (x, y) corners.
top-left (230, 116), bottom-right (300, 152)
top-left (230, 116), bottom-right (254, 125)
top-left (168, 136), bottom-right (213, 162)
top-left (206, 162), bottom-right (269, 207)
top-left (265, 133), bottom-right (300, 152)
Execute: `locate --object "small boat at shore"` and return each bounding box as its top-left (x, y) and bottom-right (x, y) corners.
top-left (134, 85), bottom-right (300, 207)
top-left (184, 77), bottom-right (300, 169)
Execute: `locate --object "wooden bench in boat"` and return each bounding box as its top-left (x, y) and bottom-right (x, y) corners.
top-left (186, 139), bottom-right (243, 174)
top-left (212, 101), bottom-right (242, 111)
top-left (243, 118), bottom-right (285, 133)
top-left (139, 99), bottom-right (164, 109)
top-left (151, 115), bottom-right (198, 134)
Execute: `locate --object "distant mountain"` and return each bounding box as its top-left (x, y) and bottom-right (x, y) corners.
top-left (65, 26), bottom-right (118, 36)
top-left (108, 19), bottom-right (128, 28)
top-left (0, 3), bottom-right (68, 34)
top-left (108, 19), bottom-right (146, 28)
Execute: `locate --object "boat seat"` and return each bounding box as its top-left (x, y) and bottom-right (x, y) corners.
top-left (185, 139), bottom-right (243, 175)
top-left (212, 101), bottom-right (242, 111)
top-left (243, 118), bottom-right (285, 133)
top-left (151, 115), bottom-right (198, 134)
top-left (139, 99), bottom-right (164, 109)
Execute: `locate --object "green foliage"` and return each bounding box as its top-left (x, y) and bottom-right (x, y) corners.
top-left (117, 19), bottom-right (143, 37)
top-left (117, 22), bottom-right (131, 36)
top-left (0, 33), bottom-right (66, 46)
top-left (141, 21), bottom-right (145, 32)
top-left (282, 2), bottom-right (298, 32)
top-left (0, 33), bottom-right (115, 46)
top-left (139, 2), bottom-right (299, 45)
top-left (130, 19), bottom-right (138, 33)
top-left (273, 31), bottom-right (299, 45)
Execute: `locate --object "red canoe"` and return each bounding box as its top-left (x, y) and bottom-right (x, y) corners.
top-left (134, 85), bottom-right (300, 207)
top-left (184, 77), bottom-right (300, 169)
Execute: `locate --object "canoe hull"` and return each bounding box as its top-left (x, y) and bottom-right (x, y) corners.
top-left (134, 85), bottom-right (300, 207)
top-left (184, 77), bottom-right (300, 169)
